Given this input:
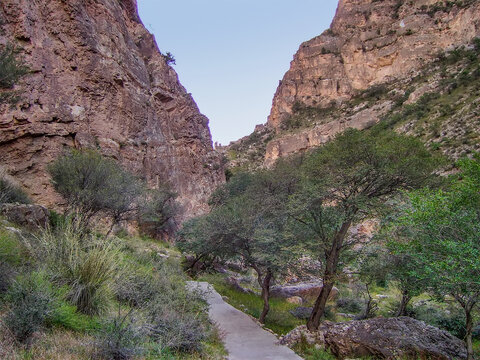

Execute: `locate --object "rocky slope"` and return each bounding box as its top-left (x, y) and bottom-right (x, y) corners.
top-left (224, 0), bottom-right (480, 169)
top-left (0, 0), bottom-right (224, 221)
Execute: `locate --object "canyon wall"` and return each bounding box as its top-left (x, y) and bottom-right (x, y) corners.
top-left (269, 0), bottom-right (480, 129)
top-left (0, 0), bottom-right (224, 221)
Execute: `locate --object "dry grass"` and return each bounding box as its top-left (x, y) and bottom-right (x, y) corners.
top-left (0, 327), bottom-right (94, 360)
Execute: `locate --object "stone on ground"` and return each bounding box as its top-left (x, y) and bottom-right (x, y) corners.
top-left (280, 317), bottom-right (467, 359)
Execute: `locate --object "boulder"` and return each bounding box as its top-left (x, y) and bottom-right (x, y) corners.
top-left (280, 317), bottom-right (467, 360)
top-left (286, 296), bottom-right (303, 305)
top-left (0, 203), bottom-right (49, 229)
top-left (225, 276), bottom-right (255, 295)
top-left (271, 281), bottom-right (339, 302)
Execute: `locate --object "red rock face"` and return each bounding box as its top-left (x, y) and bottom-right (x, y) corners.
top-left (0, 0), bottom-right (224, 221)
top-left (268, 0), bottom-right (480, 129)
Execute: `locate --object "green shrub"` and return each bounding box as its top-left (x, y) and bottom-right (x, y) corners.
top-left (0, 227), bottom-right (24, 265)
top-left (0, 44), bottom-right (29, 105)
top-left (50, 300), bottom-right (100, 332)
top-left (336, 296), bottom-right (364, 313)
top-left (4, 272), bottom-right (55, 343)
top-left (36, 218), bottom-right (119, 315)
top-left (0, 261), bottom-right (15, 294)
top-left (114, 266), bottom-right (157, 307)
top-left (48, 149), bottom-right (142, 224)
top-left (94, 311), bottom-right (146, 360)
top-left (146, 310), bottom-right (208, 353)
top-left (144, 260), bottom-right (210, 353)
top-left (413, 303), bottom-right (466, 338)
top-left (0, 172), bottom-right (30, 204)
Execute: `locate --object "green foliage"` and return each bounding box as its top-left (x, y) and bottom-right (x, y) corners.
top-left (33, 218), bottom-right (119, 315)
top-left (293, 128), bottom-right (436, 264)
top-left (0, 172), bottom-right (30, 204)
top-left (163, 52), bottom-right (176, 65)
top-left (180, 159), bottom-right (302, 321)
top-left (50, 301), bottom-right (100, 332)
top-left (138, 187), bottom-right (177, 237)
top-left (292, 335), bottom-right (336, 360)
top-left (113, 264), bottom-right (157, 307)
top-left (336, 296), bottom-right (364, 314)
top-left (200, 273), bottom-right (303, 335)
top-left (48, 149), bottom-right (142, 222)
top-left (48, 149), bottom-right (176, 237)
top-left (0, 44), bottom-right (29, 105)
top-left (4, 272), bottom-right (55, 343)
top-left (387, 155), bottom-right (480, 357)
top-left (0, 227), bottom-right (25, 266)
top-left (413, 303), bottom-right (466, 338)
top-left (94, 310), bottom-right (146, 360)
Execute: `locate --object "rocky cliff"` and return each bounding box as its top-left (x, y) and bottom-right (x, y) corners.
top-left (269, 0), bottom-right (480, 129)
top-left (224, 0), bottom-right (480, 169)
top-left (0, 0), bottom-right (224, 221)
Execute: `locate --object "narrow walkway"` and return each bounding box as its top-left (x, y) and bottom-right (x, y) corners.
top-left (187, 281), bottom-right (302, 360)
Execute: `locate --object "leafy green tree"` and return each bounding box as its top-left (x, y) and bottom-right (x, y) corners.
top-left (179, 162), bottom-right (299, 323)
top-left (49, 149), bottom-right (142, 223)
top-left (49, 149), bottom-right (175, 235)
top-left (290, 129), bottom-right (437, 330)
top-left (138, 187), bottom-right (177, 237)
top-left (389, 156), bottom-right (480, 360)
top-left (0, 44), bottom-right (29, 105)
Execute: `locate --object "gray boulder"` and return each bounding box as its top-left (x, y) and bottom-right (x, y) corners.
top-left (281, 317), bottom-right (466, 359)
top-left (0, 203), bottom-right (49, 229)
top-left (271, 281), bottom-right (339, 301)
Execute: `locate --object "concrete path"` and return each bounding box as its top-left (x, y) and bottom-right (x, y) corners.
top-left (187, 281), bottom-right (303, 360)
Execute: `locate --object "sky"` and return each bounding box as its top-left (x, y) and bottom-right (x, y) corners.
top-left (137, 0), bottom-right (339, 145)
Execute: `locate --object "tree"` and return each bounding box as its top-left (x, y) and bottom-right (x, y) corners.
top-left (179, 161), bottom-right (299, 323)
top-left (163, 52), bottom-right (176, 66)
top-left (138, 187), bottom-right (178, 237)
top-left (49, 149), bottom-right (175, 235)
top-left (49, 149), bottom-right (141, 223)
top-left (0, 44), bottom-right (29, 106)
top-left (289, 129), bottom-right (437, 330)
top-left (389, 156), bottom-right (480, 360)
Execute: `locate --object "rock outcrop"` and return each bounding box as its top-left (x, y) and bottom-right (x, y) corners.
top-left (271, 282), bottom-right (339, 302)
top-left (269, 0), bottom-right (480, 129)
top-left (0, 203), bottom-right (49, 229)
top-left (281, 318), bottom-right (467, 359)
top-left (246, 0), bottom-right (480, 165)
top-left (0, 0), bottom-right (224, 221)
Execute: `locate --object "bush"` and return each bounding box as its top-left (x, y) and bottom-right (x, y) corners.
top-left (36, 218), bottom-right (118, 315)
top-left (0, 44), bottom-right (29, 105)
top-left (114, 266), bottom-right (157, 307)
top-left (143, 260), bottom-right (210, 353)
top-left (138, 188), bottom-right (177, 238)
top-left (94, 311), bottom-right (146, 360)
top-left (48, 149), bottom-right (142, 224)
top-left (0, 171), bottom-right (30, 204)
top-left (336, 296), bottom-right (364, 313)
top-left (413, 303), bottom-right (466, 339)
top-left (4, 272), bottom-right (55, 343)
top-left (0, 261), bottom-right (15, 295)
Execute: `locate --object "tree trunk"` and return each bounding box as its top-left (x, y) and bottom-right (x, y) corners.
top-left (307, 220), bottom-right (352, 331)
top-left (465, 308), bottom-right (474, 360)
top-left (395, 290), bottom-right (412, 317)
top-left (258, 269), bottom-right (273, 324)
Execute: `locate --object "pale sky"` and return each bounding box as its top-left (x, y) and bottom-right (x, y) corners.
top-left (137, 1), bottom-right (339, 145)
